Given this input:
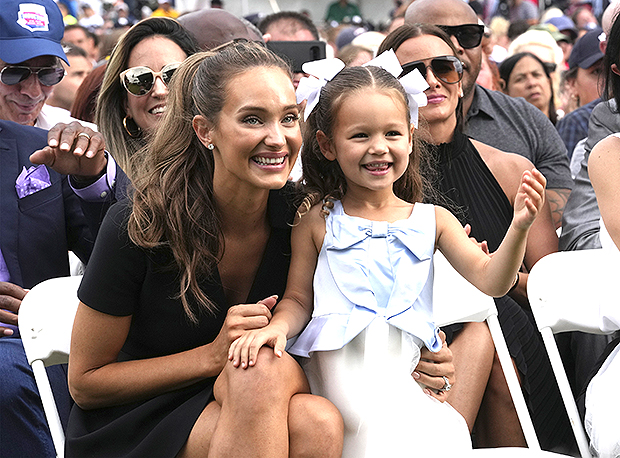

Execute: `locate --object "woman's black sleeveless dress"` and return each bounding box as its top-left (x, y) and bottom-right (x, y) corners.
top-left (424, 131), bottom-right (576, 453)
top-left (65, 186), bottom-right (296, 457)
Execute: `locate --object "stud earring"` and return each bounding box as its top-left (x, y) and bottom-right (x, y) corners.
top-left (207, 143), bottom-right (214, 150)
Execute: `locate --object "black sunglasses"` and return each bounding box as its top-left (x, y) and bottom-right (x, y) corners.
top-left (436, 24), bottom-right (485, 49)
top-left (0, 65), bottom-right (65, 86)
top-left (120, 62), bottom-right (181, 97)
top-left (400, 55), bottom-right (463, 84)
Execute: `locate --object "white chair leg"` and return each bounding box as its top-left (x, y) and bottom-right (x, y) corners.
top-left (487, 314), bottom-right (541, 450)
top-left (540, 328), bottom-right (593, 458)
top-left (31, 360), bottom-right (65, 458)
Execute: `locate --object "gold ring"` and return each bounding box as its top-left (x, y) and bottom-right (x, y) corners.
top-left (77, 132), bottom-right (91, 141)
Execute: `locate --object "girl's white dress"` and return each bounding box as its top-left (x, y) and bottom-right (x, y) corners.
top-left (288, 200), bottom-right (472, 457)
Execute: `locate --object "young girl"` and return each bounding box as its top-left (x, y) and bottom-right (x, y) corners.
top-left (228, 59), bottom-right (546, 456)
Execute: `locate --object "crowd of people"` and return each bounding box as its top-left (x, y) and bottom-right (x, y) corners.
top-left (1, 0), bottom-right (619, 456)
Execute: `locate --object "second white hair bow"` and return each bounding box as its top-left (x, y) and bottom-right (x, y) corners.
top-left (363, 49), bottom-right (429, 128)
top-left (295, 49), bottom-right (429, 127)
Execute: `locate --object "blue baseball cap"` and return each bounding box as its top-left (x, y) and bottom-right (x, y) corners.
top-left (569, 28), bottom-right (604, 69)
top-left (545, 16), bottom-right (578, 42)
top-left (0, 0), bottom-right (68, 64)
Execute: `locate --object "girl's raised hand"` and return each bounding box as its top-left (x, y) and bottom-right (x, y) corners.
top-left (512, 168), bottom-right (546, 231)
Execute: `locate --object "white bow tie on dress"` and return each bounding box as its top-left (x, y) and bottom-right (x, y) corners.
top-left (295, 49), bottom-right (429, 127)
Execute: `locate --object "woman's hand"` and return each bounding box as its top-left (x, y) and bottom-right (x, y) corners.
top-left (412, 331), bottom-right (455, 402)
top-left (208, 295), bottom-right (277, 372)
top-left (513, 168), bottom-right (546, 231)
top-left (29, 122), bottom-right (107, 179)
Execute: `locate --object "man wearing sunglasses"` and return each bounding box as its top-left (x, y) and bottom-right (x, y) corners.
top-left (0, 0), bottom-right (92, 130)
top-left (0, 0), bottom-right (95, 456)
top-left (406, 0), bottom-right (572, 230)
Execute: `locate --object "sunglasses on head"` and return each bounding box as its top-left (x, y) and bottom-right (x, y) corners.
top-left (400, 55), bottom-right (463, 85)
top-left (120, 62), bottom-right (181, 97)
top-left (0, 65), bottom-right (65, 86)
top-left (436, 24), bottom-right (485, 49)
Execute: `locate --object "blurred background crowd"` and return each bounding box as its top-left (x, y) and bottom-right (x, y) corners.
top-left (54, 0), bottom-right (611, 135)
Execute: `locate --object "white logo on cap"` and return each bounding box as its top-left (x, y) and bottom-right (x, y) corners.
top-left (17, 3), bottom-right (50, 32)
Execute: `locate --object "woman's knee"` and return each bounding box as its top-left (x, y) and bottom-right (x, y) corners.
top-left (216, 348), bottom-right (308, 405)
top-left (289, 394), bottom-right (344, 457)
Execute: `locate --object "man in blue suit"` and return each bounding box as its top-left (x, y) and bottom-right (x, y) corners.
top-left (0, 118), bottom-right (93, 457)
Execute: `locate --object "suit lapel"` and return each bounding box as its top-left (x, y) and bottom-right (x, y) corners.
top-left (0, 125), bottom-right (24, 285)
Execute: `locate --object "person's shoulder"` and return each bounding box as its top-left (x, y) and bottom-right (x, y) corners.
top-left (472, 138), bottom-right (533, 183)
top-left (479, 86), bottom-right (540, 114)
top-left (591, 133), bottom-right (620, 158)
top-left (490, 88), bottom-right (557, 129)
top-left (591, 99), bottom-right (618, 121)
top-left (103, 198), bottom-right (132, 231)
top-left (0, 119), bottom-right (48, 141)
top-left (589, 134), bottom-right (620, 182)
top-left (472, 85), bottom-right (531, 119)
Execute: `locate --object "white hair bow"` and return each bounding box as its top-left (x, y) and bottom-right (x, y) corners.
top-left (296, 58), bottom-right (346, 121)
top-left (296, 49), bottom-right (429, 127)
top-left (363, 49), bottom-right (429, 128)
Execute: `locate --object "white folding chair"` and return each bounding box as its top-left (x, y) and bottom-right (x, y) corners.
top-left (18, 275), bottom-right (83, 458)
top-left (528, 249), bottom-right (620, 458)
top-left (433, 252), bottom-right (541, 451)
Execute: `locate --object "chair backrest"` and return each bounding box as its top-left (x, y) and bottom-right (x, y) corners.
top-left (433, 252), bottom-right (541, 450)
top-left (18, 275), bottom-right (82, 458)
top-left (528, 249), bottom-right (620, 458)
top-left (528, 249), bottom-right (617, 335)
top-left (433, 252), bottom-right (497, 327)
top-left (19, 275), bottom-right (82, 366)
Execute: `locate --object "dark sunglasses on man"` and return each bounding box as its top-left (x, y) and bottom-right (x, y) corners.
top-left (120, 62), bottom-right (181, 97)
top-left (0, 65), bottom-right (65, 86)
top-left (436, 24), bottom-right (485, 49)
top-left (400, 55), bottom-right (463, 85)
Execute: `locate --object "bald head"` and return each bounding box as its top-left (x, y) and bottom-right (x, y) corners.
top-left (405, 0), bottom-right (478, 26)
top-left (602, 1), bottom-right (620, 36)
top-left (405, 0), bottom-right (481, 101)
top-left (178, 9), bottom-right (263, 51)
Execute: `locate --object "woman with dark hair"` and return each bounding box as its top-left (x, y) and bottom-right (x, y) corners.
top-left (581, 14), bottom-right (620, 456)
top-left (65, 42), bottom-right (344, 458)
top-left (96, 17), bottom-right (198, 178)
top-left (378, 23), bottom-right (573, 452)
top-left (499, 52), bottom-right (558, 125)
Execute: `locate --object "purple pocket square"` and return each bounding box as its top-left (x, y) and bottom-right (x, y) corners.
top-left (15, 165), bottom-right (52, 199)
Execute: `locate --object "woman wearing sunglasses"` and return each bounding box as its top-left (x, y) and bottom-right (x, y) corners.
top-left (379, 24), bottom-right (572, 452)
top-left (96, 17), bottom-right (198, 178)
top-left (499, 52), bottom-right (558, 125)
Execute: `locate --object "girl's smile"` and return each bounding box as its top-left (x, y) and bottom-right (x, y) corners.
top-left (362, 161), bottom-right (393, 175)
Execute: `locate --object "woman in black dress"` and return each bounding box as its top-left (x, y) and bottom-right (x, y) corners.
top-left (65, 42), bottom-right (345, 458)
top-left (379, 24), bottom-right (575, 453)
